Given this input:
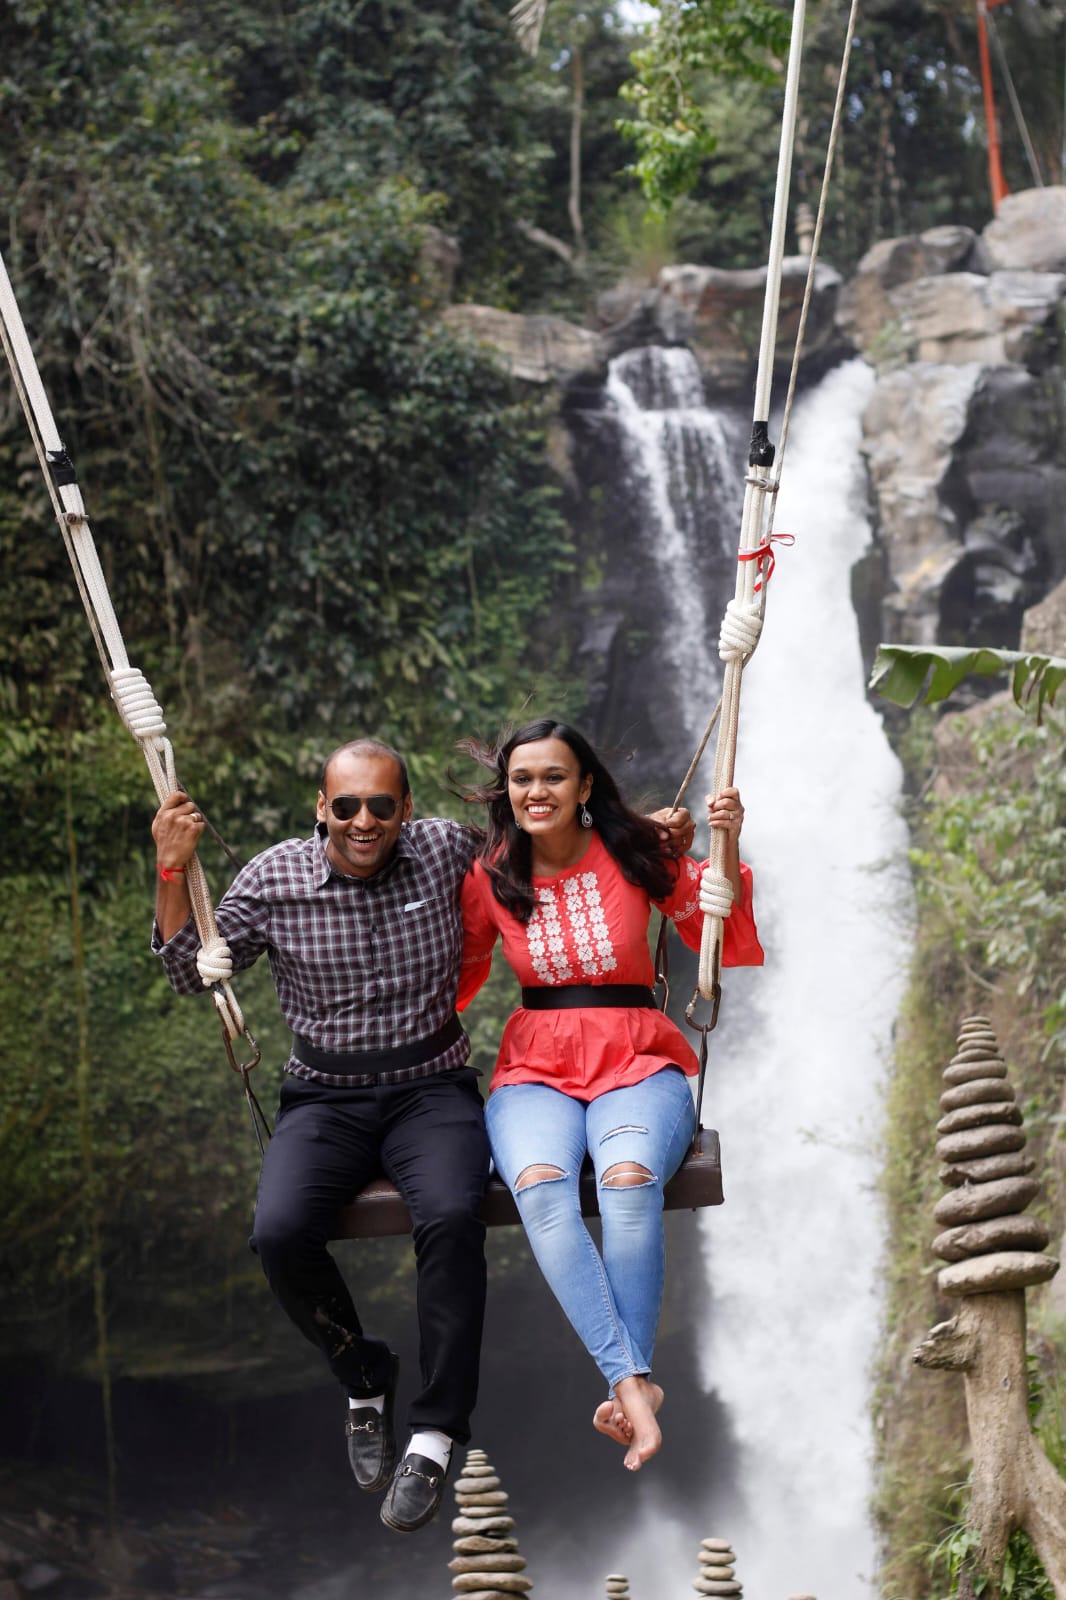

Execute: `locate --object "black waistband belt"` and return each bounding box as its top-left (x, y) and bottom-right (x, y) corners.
top-left (520, 985), bottom-right (657, 1011)
top-left (293, 1012), bottom-right (464, 1076)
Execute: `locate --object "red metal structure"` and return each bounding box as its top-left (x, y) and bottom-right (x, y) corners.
top-left (976, 0), bottom-right (1011, 211)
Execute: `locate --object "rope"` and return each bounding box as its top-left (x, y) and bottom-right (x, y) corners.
top-left (987, 7), bottom-right (1044, 189)
top-left (692, 0), bottom-right (860, 1001)
top-left (0, 248), bottom-right (252, 1054)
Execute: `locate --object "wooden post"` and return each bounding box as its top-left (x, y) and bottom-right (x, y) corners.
top-left (913, 1016), bottom-right (1065, 1597)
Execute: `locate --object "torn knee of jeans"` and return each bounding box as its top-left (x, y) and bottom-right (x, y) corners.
top-left (600, 1161), bottom-right (655, 1189)
top-left (515, 1163), bottom-right (566, 1191)
top-left (599, 1123), bottom-right (648, 1144)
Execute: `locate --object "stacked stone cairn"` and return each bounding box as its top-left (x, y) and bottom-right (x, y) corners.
top-left (692, 1537), bottom-right (741, 1598)
top-left (932, 1016), bottom-right (1058, 1296)
top-left (604, 1576), bottom-right (630, 1599)
top-left (449, 1448), bottom-right (532, 1600)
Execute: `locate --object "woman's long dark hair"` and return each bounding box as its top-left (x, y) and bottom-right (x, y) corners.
top-left (457, 718), bottom-right (675, 922)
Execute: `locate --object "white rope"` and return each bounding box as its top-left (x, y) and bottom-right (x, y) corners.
top-left (696, 0), bottom-right (807, 1000)
top-left (694, 0), bottom-right (861, 1000)
top-left (699, 869), bottom-right (734, 920)
top-left (718, 598), bottom-right (764, 661)
top-left (0, 249), bottom-right (245, 1042)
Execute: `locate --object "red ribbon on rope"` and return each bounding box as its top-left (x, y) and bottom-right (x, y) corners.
top-left (737, 531), bottom-right (795, 592)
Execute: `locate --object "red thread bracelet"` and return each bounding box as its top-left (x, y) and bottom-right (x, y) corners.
top-left (158, 866), bottom-right (186, 882)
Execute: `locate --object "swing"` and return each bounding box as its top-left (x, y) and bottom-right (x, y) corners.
top-left (333, 1133), bottom-right (724, 1241)
top-left (1, 0), bottom-right (854, 1235)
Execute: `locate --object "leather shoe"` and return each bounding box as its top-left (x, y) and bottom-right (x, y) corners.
top-left (380, 1450), bottom-right (451, 1533)
top-left (345, 1354), bottom-right (399, 1492)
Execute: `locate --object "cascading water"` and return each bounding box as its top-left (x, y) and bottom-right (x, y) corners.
top-left (584, 351), bottom-right (913, 1597)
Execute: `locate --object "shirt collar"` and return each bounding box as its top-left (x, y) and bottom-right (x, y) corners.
top-left (312, 821), bottom-right (415, 888)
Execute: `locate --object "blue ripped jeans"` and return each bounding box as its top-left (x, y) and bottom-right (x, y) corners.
top-left (485, 1069), bottom-right (696, 1391)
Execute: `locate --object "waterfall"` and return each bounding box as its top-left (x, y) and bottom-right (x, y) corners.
top-left (597, 352), bottom-right (913, 1596)
top-left (603, 348), bottom-right (745, 713)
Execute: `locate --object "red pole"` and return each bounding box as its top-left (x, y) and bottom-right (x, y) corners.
top-left (976, 0), bottom-right (1010, 211)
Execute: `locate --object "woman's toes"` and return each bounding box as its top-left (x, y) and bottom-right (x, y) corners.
top-left (593, 1400), bottom-right (632, 1444)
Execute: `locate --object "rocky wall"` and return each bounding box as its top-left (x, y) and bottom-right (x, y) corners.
top-left (443, 185), bottom-right (1066, 672)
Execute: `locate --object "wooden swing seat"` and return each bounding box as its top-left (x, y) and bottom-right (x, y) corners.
top-left (331, 1129), bottom-right (723, 1240)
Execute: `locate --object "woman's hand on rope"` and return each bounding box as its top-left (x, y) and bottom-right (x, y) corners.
top-left (649, 806), bottom-right (696, 858)
top-left (705, 786), bottom-right (745, 907)
top-left (707, 786), bottom-right (744, 841)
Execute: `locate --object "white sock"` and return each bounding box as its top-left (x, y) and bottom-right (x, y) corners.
top-left (406, 1429), bottom-right (452, 1470)
top-left (349, 1392), bottom-right (385, 1414)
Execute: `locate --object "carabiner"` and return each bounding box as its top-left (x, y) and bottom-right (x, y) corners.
top-left (685, 980), bottom-right (721, 1035)
top-left (221, 1023), bottom-right (261, 1078)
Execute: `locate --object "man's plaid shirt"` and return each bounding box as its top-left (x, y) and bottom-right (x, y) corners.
top-left (154, 818), bottom-right (479, 1087)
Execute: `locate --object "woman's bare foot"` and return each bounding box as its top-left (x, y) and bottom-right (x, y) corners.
top-left (593, 1398), bottom-right (632, 1445)
top-left (614, 1376), bottom-right (664, 1471)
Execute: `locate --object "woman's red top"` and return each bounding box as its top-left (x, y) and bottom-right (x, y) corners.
top-left (457, 831), bottom-right (764, 1099)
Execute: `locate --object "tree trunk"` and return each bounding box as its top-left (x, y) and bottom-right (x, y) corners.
top-left (568, 42), bottom-right (585, 267)
top-left (916, 1295), bottom-right (1066, 1596)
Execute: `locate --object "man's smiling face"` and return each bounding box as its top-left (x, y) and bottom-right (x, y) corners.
top-left (317, 749), bottom-right (412, 878)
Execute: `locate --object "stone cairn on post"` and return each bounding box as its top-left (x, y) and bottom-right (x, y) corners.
top-left (449, 1448), bottom-right (532, 1600)
top-left (914, 1016), bottom-right (1066, 1596)
top-left (931, 1015), bottom-right (1056, 1294)
top-left (692, 1537), bottom-right (741, 1598)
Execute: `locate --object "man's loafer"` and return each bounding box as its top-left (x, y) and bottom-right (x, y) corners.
top-left (380, 1451), bottom-right (451, 1533)
top-left (345, 1354), bottom-right (399, 1492)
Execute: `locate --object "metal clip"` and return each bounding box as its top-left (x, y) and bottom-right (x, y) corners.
top-left (222, 1024), bottom-right (260, 1078)
top-left (685, 981), bottom-right (721, 1035)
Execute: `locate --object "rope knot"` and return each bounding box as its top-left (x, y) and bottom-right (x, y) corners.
top-left (718, 598), bottom-right (763, 662)
top-left (197, 935), bottom-right (234, 987)
top-left (699, 868), bottom-right (734, 920)
top-left (109, 667), bottom-right (167, 742)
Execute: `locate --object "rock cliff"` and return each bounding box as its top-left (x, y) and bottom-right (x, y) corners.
top-left (443, 185), bottom-right (1066, 669)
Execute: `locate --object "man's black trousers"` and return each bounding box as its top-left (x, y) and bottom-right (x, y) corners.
top-left (251, 1067), bottom-right (489, 1444)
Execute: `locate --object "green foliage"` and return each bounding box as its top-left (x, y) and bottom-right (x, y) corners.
top-left (930, 1475), bottom-right (1055, 1600)
top-left (164, 0), bottom-right (554, 299)
top-left (871, 644), bottom-right (1066, 722)
top-left (875, 704), bottom-right (1066, 1595)
top-left (619, 0), bottom-right (790, 213)
top-left (909, 712), bottom-right (1066, 1061)
top-left (613, 0), bottom-right (1063, 272)
top-left (0, 0), bottom-right (577, 1371)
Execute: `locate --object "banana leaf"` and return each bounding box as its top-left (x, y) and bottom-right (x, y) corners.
top-left (869, 644), bottom-right (1066, 720)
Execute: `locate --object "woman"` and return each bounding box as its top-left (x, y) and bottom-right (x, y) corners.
top-left (457, 719), bottom-right (763, 1471)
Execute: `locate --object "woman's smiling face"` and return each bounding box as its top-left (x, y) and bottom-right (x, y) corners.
top-left (507, 736), bottom-right (592, 838)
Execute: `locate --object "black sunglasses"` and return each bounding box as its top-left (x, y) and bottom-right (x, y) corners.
top-left (329, 793), bottom-right (400, 823)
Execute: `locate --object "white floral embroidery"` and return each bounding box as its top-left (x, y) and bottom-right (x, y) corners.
top-left (527, 886), bottom-right (573, 983)
top-left (524, 870), bottom-right (620, 984)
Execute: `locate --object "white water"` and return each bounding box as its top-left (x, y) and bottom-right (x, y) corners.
top-left (599, 355), bottom-right (914, 1597)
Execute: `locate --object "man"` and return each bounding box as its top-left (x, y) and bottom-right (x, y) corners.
top-left (153, 739), bottom-right (486, 1533)
top-left (152, 737), bottom-right (693, 1532)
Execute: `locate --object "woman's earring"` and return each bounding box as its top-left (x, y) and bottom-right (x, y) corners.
top-left (513, 814), bottom-right (523, 830)
top-left (579, 803), bottom-right (593, 829)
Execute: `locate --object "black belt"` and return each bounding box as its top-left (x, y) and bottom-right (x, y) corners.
top-left (292, 1013), bottom-right (464, 1076)
top-left (520, 985), bottom-right (657, 1011)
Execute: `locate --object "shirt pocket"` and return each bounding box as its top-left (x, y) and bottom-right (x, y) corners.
top-left (394, 892), bottom-right (456, 979)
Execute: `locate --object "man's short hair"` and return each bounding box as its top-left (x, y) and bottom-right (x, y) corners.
top-left (320, 740), bottom-right (410, 797)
